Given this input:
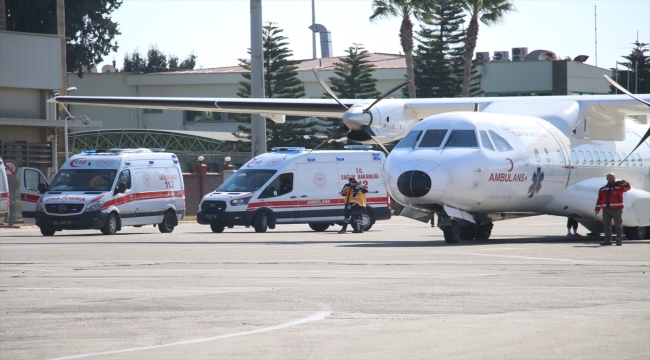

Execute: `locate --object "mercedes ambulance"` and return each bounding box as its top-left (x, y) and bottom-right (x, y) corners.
top-left (196, 146), bottom-right (392, 233)
top-left (25, 148), bottom-right (185, 236)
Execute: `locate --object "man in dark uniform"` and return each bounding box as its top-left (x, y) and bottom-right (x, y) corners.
top-left (595, 173), bottom-right (631, 246)
top-left (347, 179), bottom-right (369, 233)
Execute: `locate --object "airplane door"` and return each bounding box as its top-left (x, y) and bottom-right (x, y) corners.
top-left (20, 167), bottom-right (49, 224)
top-left (296, 163), bottom-right (340, 222)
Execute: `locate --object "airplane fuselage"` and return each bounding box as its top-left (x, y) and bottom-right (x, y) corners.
top-left (385, 112), bottom-right (649, 231)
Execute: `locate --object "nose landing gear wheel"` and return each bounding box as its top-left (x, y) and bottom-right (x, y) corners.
top-left (442, 220), bottom-right (461, 243)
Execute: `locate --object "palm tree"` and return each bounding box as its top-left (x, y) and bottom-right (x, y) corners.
top-left (459, 0), bottom-right (515, 97)
top-left (370, 0), bottom-right (436, 98)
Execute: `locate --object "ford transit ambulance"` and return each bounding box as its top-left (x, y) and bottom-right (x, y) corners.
top-left (197, 146), bottom-right (391, 233)
top-left (27, 148), bottom-right (185, 236)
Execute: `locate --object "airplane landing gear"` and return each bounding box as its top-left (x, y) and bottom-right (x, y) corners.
top-left (475, 223), bottom-right (493, 240)
top-left (442, 220), bottom-right (461, 243)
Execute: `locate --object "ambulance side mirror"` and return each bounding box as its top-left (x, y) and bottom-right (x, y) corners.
top-left (37, 183), bottom-right (47, 194)
top-left (115, 182), bottom-right (127, 194)
top-left (265, 186), bottom-right (276, 198)
top-left (273, 190), bottom-right (278, 197)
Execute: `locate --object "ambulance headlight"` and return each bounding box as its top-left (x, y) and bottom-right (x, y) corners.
top-left (86, 201), bottom-right (104, 212)
top-left (230, 196), bottom-right (252, 206)
top-left (36, 203), bottom-right (45, 212)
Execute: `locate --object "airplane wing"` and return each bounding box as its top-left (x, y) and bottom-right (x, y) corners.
top-left (49, 96), bottom-right (358, 118)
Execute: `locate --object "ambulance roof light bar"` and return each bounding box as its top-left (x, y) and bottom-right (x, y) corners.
top-left (271, 147), bottom-right (307, 152)
top-left (344, 145), bottom-right (373, 150)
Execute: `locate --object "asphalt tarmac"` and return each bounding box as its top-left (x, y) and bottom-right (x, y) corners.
top-left (1, 215), bottom-right (648, 360)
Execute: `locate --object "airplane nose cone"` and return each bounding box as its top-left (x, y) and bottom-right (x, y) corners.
top-left (397, 170), bottom-right (431, 198)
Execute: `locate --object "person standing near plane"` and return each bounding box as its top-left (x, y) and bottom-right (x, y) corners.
top-left (338, 178), bottom-right (357, 234)
top-left (595, 173), bottom-right (631, 246)
top-left (566, 217), bottom-right (581, 237)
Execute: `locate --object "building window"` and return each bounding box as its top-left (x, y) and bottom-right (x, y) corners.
top-left (144, 109), bottom-right (163, 113)
top-left (184, 111), bottom-right (241, 123)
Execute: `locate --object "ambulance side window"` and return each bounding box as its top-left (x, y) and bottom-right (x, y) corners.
top-left (259, 173), bottom-right (293, 198)
top-left (118, 169), bottom-right (132, 189)
top-left (24, 169), bottom-right (46, 191)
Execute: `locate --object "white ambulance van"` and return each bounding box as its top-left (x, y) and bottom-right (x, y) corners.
top-left (196, 146), bottom-right (391, 233)
top-left (0, 156), bottom-right (9, 224)
top-left (27, 148), bottom-right (185, 236)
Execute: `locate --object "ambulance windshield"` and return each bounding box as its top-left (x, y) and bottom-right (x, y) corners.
top-left (50, 169), bottom-right (117, 192)
top-left (217, 169), bottom-right (277, 192)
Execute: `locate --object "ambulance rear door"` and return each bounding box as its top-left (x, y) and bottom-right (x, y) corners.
top-left (20, 167), bottom-right (49, 224)
top-left (296, 162), bottom-right (340, 222)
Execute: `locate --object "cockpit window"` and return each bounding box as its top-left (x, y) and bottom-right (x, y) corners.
top-left (395, 130), bottom-right (422, 149)
top-left (488, 130), bottom-right (514, 152)
top-left (479, 131), bottom-right (495, 151)
top-left (418, 130), bottom-right (448, 148)
top-left (444, 130), bottom-right (478, 148)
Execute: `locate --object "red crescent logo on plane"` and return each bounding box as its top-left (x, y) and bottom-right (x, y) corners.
top-left (506, 158), bottom-right (514, 172)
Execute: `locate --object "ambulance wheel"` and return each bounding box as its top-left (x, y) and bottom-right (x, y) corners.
top-left (40, 228), bottom-right (56, 236)
top-left (442, 221), bottom-right (461, 243)
top-left (253, 212), bottom-right (268, 233)
top-left (159, 211), bottom-right (176, 233)
top-left (308, 223), bottom-right (330, 232)
top-left (210, 224), bottom-right (225, 233)
top-left (101, 213), bottom-right (118, 235)
top-left (361, 210), bottom-right (374, 232)
top-left (475, 223), bottom-right (492, 240)
top-left (623, 226), bottom-right (646, 240)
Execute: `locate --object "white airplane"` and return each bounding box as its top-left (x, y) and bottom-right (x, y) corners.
top-left (51, 74), bottom-right (650, 243)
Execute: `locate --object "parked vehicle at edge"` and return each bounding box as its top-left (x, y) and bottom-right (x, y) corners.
top-left (0, 156), bottom-right (9, 224)
top-left (197, 147), bottom-right (392, 233)
top-left (23, 148), bottom-right (185, 236)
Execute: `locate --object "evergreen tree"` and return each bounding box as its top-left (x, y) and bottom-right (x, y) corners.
top-left (235, 22), bottom-right (320, 151)
top-left (328, 44), bottom-right (382, 99)
top-left (319, 44), bottom-right (382, 149)
top-left (122, 46), bottom-right (197, 73)
top-left (410, 0), bottom-right (465, 98)
top-left (610, 41), bottom-right (649, 94)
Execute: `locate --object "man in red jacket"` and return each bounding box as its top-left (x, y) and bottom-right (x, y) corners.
top-left (595, 173), bottom-right (631, 246)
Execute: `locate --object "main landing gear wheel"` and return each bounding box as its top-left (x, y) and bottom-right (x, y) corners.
top-left (253, 212), bottom-right (268, 233)
top-left (442, 220), bottom-right (461, 244)
top-left (459, 226), bottom-right (476, 240)
top-left (159, 211), bottom-right (176, 233)
top-left (210, 224), bottom-right (225, 233)
top-left (623, 226), bottom-right (646, 240)
top-left (40, 228), bottom-right (56, 236)
top-left (101, 213), bottom-right (118, 235)
top-left (475, 223), bottom-right (492, 240)
top-left (308, 223), bottom-right (330, 232)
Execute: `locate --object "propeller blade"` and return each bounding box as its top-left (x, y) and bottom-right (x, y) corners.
top-left (604, 75), bottom-right (650, 107)
top-left (361, 125), bottom-right (390, 155)
top-left (307, 124), bottom-right (349, 154)
top-left (619, 127), bottom-right (650, 165)
top-left (363, 80), bottom-right (412, 113)
top-left (604, 75), bottom-right (650, 165)
top-left (313, 69), bottom-right (348, 110)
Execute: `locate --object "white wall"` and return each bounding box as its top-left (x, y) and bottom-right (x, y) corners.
top-left (0, 31), bottom-right (62, 90)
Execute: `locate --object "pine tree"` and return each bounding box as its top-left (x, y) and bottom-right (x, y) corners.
top-left (328, 44), bottom-right (382, 99)
top-left (610, 41), bottom-right (649, 94)
top-left (318, 44), bottom-right (383, 149)
top-left (235, 22), bottom-right (321, 151)
top-left (410, 0), bottom-right (466, 98)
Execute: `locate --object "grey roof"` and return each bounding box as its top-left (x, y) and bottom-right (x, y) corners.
top-left (155, 53), bottom-right (406, 75)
